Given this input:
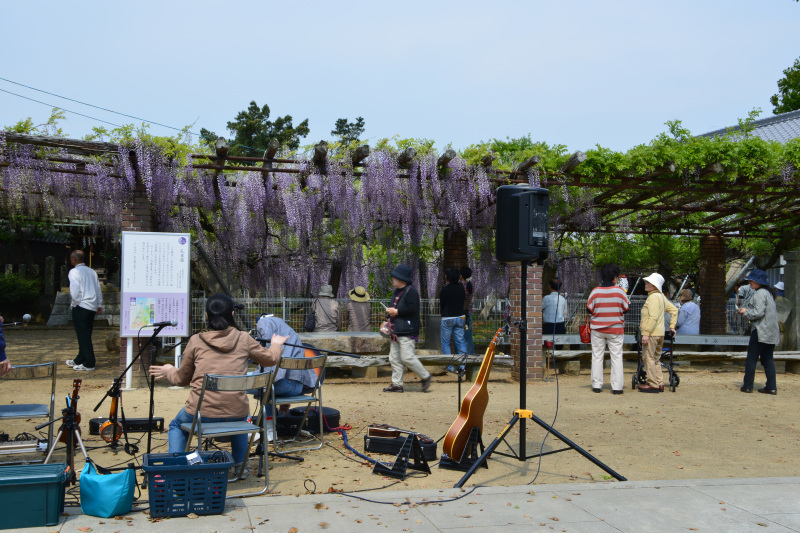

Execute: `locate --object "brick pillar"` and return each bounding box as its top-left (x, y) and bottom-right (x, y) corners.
top-left (698, 234), bottom-right (727, 335)
top-left (443, 229), bottom-right (467, 271)
top-left (509, 262), bottom-right (543, 381)
top-left (119, 178), bottom-right (157, 384)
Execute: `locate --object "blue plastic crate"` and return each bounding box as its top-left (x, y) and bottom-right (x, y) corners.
top-left (0, 463), bottom-right (68, 529)
top-left (142, 451), bottom-right (233, 518)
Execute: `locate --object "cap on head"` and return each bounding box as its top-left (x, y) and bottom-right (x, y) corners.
top-left (348, 286), bottom-right (370, 302)
top-left (389, 264), bottom-right (413, 284)
top-left (743, 269), bottom-right (770, 287)
top-left (642, 273), bottom-right (665, 293)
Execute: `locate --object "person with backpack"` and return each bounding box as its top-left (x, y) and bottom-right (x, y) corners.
top-left (738, 269), bottom-right (780, 395)
top-left (638, 273), bottom-right (678, 393)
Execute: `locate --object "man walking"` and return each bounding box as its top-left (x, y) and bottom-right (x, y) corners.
top-left (66, 250), bottom-right (102, 371)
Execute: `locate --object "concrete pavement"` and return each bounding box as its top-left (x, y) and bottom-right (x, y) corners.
top-left (18, 477), bottom-right (800, 532)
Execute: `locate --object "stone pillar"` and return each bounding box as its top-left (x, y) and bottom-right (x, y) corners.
top-left (443, 229), bottom-right (468, 271)
top-left (60, 265), bottom-right (69, 288)
top-left (509, 262), bottom-right (543, 381)
top-left (698, 235), bottom-right (727, 335)
top-left (783, 250), bottom-right (800, 352)
top-left (4, 264), bottom-right (12, 276)
top-left (18, 264), bottom-right (26, 278)
top-left (45, 257), bottom-right (55, 296)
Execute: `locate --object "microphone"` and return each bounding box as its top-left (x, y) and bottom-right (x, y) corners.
top-left (146, 320), bottom-right (178, 328)
top-left (2, 314), bottom-right (32, 327)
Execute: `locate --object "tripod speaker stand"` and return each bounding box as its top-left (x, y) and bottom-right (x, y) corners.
top-left (454, 260), bottom-right (627, 487)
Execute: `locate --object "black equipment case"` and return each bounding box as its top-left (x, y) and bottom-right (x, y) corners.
top-left (364, 434), bottom-right (438, 461)
top-left (275, 407), bottom-right (340, 436)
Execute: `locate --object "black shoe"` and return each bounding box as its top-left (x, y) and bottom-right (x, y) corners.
top-left (740, 387), bottom-right (753, 393)
top-left (592, 388), bottom-right (601, 393)
top-left (612, 390), bottom-right (623, 395)
top-left (383, 384), bottom-right (404, 393)
top-left (757, 387), bottom-right (777, 395)
top-left (421, 376), bottom-right (432, 392)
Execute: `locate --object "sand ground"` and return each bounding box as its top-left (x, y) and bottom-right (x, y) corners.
top-left (1, 326), bottom-right (798, 498)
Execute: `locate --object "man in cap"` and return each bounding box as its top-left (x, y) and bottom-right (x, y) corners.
top-left (737, 269), bottom-right (780, 394)
top-left (313, 284), bottom-right (339, 332)
top-left (638, 273), bottom-right (678, 392)
top-left (383, 264), bottom-right (431, 393)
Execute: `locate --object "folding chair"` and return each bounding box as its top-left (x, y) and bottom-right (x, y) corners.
top-left (181, 371), bottom-right (273, 498)
top-left (271, 352), bottom-right (327, 454)
top-left (0, 362), bottom-right (57, 462)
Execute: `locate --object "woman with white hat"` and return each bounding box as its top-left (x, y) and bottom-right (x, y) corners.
top-left (737, 269), bottom-right (780, 395)
top-left (347, 286), bottom-right (372, 332)
top-left (638, 273), bottom-right (678, 393)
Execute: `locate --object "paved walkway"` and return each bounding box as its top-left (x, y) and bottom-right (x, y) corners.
top-left (21, 477), bottom-right (800, 532)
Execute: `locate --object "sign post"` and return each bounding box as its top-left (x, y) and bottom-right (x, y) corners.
top-left (120, 232), bottom-right (191, 388)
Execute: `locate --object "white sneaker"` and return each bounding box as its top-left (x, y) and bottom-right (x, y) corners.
top-left (73, 364), bottom-right (95, 371)
top-left (65, 359), bottom-right (77, 367)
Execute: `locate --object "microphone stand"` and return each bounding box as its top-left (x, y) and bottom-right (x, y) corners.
top-left (94, 324), bottom-right (169, 482)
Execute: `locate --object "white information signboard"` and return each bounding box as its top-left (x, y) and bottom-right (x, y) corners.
top-left (120, 232), bottom-right (191, 338)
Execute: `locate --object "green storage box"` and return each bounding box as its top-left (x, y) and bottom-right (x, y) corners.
top-left (0, 463), bottom-right (68, 529)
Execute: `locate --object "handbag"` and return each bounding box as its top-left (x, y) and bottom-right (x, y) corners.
top-left (304, 299), bottom-right (317, 332)
top-left (379, 319), bottom-right (392, 338)
top-left (579, 315), bottom-right (591, 344)
top-left (80, 462), bottom-right (136, 518)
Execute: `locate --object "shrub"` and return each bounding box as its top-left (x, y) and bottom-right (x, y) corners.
top-left (0, 274), bottom-right (40, 316)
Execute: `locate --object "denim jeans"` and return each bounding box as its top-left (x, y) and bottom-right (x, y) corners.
top-left (440, 316), bottom-right (468, 355)
top-left (464, 314), bottom-right (476, 354)
top-left (743, 330), bottom-right (777, 390)
top-left (168, 407), bottom-right (249, 463)
top-left (269, 378), bottom-right (304, 414)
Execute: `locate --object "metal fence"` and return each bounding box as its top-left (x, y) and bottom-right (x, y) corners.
top-left (189, 295), bottom-right (747, 344)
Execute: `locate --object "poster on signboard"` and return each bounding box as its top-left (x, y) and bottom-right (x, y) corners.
top-left (120, 232), bottom-right (191, 337)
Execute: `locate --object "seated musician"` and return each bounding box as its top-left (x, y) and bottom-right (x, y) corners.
top-left (149, 294), bottom-right (287, 475)
top-left (256, 315), bottom-right (320, 403)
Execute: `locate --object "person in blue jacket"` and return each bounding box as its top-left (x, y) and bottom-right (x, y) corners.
top-left (675, 290), bottom-right (700, 335)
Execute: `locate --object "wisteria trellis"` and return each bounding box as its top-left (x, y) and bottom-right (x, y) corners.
top-left (0, 135), bottom-right (543, 298)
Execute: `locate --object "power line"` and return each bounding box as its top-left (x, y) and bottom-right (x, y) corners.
top-left (0, 87), bottom-right (124, 128)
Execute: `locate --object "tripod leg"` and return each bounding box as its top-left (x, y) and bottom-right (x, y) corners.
top-left (74, 430), bottom-right (90, 462)
top-left (454, 414), bottom-right (520, 488)
top-left (528, 412), bottom-right (626, 481)
top-left (43, 430), bottom-right (64, 464)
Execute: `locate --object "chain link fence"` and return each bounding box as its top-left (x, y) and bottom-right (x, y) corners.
top-left (189, 294), bottom-right (747, 344)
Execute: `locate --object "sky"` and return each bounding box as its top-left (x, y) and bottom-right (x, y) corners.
top-left (1, 1), bottom-right (799, 155)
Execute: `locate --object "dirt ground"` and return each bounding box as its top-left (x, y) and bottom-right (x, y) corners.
top-left (2, 326), bottom-right (799, 498)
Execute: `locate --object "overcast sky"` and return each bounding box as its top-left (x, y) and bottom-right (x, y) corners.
top-left (1, 1), bottom-right (798, 155)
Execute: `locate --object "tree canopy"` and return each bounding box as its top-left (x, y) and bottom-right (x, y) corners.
top-left (771, 57), bottom-right (800, 114)
top-left (200, 101), bottom-right (310, 156)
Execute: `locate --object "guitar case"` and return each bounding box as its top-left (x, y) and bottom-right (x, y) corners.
top-left (364, 434), bottom-right (438, 461)
top-left (275, 406), bottom-right (340, 436)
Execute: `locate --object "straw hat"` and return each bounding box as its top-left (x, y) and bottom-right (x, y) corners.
top-left (678, 289), bottom-right (693, 302)
top-left (642, 273), bottom-right (665, 292)
top-left (348, 286), bottom-right (370, 302)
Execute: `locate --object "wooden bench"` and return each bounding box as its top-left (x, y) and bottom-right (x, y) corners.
top-left (324, 352), bottom-right (514, 378)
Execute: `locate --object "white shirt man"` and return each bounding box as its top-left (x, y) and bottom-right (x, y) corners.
top-left (66, 251), bottom-right (102, 371)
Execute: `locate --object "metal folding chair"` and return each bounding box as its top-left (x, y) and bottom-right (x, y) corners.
top-left (0, 362), bottom-right (57, 463)
top-left (271, 353), bottom-right (328, 454)
top-left (181, 371), bottom-right (273, 498)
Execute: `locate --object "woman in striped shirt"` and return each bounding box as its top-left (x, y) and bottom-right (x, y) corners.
top-left (586, 264), bottom-right (630, 394)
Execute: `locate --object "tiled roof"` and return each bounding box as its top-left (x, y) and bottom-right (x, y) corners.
top-left (698, 109), bottom-right (800, 143)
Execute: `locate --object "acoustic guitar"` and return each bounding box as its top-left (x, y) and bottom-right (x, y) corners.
top-left (59, 378), bottom-right (82, 444)
top-left (442, 328), bottom-right (504, 462)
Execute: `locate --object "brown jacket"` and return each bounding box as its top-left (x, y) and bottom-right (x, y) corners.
top-left (165, 327), bottom-right (280, 418)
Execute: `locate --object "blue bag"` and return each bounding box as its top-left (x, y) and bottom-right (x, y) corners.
top-left (80, 462), bottom-right (135, 517)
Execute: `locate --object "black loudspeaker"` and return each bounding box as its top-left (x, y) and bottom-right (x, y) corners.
top-left (495, 185), bottom-right (549, 263)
